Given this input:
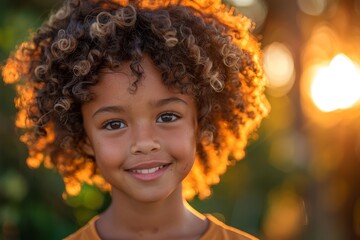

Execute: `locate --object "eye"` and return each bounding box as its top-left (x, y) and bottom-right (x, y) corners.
top-left (157, 112), bottom-right (180, 123)
top-left (103, 120), bottom-right (127, 130)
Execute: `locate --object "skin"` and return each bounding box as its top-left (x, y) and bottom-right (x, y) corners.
top-left (82, 55), bottom-right (208, 239)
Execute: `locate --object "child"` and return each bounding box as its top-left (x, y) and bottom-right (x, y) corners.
top-left (2, 0), bottom-right (269, 239)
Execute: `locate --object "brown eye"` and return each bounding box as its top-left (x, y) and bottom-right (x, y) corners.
top-left (157, 113), bottom-right (179, 123)
top-left (104, 120), bottom-right (126, 130)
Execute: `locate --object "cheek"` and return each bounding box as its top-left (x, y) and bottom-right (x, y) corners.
top-left (167, 128), bottom-right (197, 168)
top-left (92, 138), bottom-right (126, 168)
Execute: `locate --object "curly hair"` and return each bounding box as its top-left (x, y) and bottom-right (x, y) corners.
top-left (2, 0), bottom-right (269, 199)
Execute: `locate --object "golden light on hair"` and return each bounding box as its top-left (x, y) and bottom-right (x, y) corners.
top-left (43, 155), bottom-right (54, 168)
top-left (2, 0), bottom-right (268, 199)
top-left (64, 177), bottom-right (82, 196)
top-left (2, 58), bottom-right (20, 84)
top-left (2, 42), bottom-right (34, 84)
top-left (226, 0), bottom-right (268, 31)
top-left (26, 152), bottom-right (43, 169)
top-left (15, 109), bottom-right (28, 129)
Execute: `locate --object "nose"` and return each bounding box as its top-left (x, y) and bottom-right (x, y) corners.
top-left (130, 123), bottom-right (160, 155)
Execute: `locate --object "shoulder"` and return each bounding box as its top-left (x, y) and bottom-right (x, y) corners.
top-left (201, 214), bottom-right (259, 240)
top-left (63, 216), bottom-right (101, 240)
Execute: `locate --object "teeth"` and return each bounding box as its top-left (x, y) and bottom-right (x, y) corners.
top-left (130, 165), bottom-right (165, 174)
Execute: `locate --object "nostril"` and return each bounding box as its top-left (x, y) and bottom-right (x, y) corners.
top-left (151, 146), bottom-right (160, 152)
top-left (130, 141), bottom-right (161, 155)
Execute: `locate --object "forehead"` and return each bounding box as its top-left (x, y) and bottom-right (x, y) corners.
top-left (94, 56), bottom-right (169, 96)
top-left (86, 55), bottom-right (195, 106)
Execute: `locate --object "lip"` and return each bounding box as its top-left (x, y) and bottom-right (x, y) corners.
top-left (126, 161), bottom-right (170, 171)
top-left (125, 162), bottom-right (172, 181)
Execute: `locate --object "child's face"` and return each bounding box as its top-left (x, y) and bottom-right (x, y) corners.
top-left (81, 55), bottom-right (198, 202)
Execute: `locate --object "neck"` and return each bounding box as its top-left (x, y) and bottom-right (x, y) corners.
top-left (110, 186), bottom-right (186, 229)
top-left (97, 186), bottom-right (206, 239)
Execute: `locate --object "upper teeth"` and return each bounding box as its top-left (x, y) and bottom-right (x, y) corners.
top-left (130, 165), bottom-right (165, 174)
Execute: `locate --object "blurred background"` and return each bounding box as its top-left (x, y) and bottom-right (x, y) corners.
top-left (1, 0), bottom-right (360, 239)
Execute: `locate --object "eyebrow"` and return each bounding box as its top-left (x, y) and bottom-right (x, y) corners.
top-left (92, 105), bottom-right (125, 118)
top-left (92, 97), bottom-right (188, 118)
top-left (154, 97), bottom-right (188, 108)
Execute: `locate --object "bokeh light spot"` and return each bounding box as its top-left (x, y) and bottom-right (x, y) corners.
top-left (83, 187), bottom-right (104, 210)
top-left (264, 42), bottom-right (295, 97)
top-left (310, 54), bottom-right (360, 112)
top-left (297, 0), bottom-right (328, 16)
top-left (228, 0), bottom-right (255, 7)
top-left (226, 0), bottom-right (268, 31)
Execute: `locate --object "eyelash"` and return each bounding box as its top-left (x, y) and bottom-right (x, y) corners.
top-left (102, 120), bottom-right (127, 130)
top-left (102, 112), bottom-right (180, 130)
top-left (156, 112), bottom-right (181, 123)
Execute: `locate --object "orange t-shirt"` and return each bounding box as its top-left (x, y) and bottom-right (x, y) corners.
top-left (64, 214), bottom-right (258, 240)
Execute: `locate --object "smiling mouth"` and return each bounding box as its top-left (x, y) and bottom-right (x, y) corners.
top-left (127, 163), bottom-right (171, 175)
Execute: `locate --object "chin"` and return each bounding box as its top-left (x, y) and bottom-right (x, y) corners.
top-left (133, 188), bottom-right (178, 203)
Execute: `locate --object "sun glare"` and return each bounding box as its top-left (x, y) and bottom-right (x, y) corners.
top-left (310, 54), bottom-right (360, 112)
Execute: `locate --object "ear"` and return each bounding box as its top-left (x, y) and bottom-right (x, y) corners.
top-left (81, 136), bottom-right (95, 156)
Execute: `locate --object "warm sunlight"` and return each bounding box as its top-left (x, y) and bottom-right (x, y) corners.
top-left (310, 54), bottom-right (360, 112)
